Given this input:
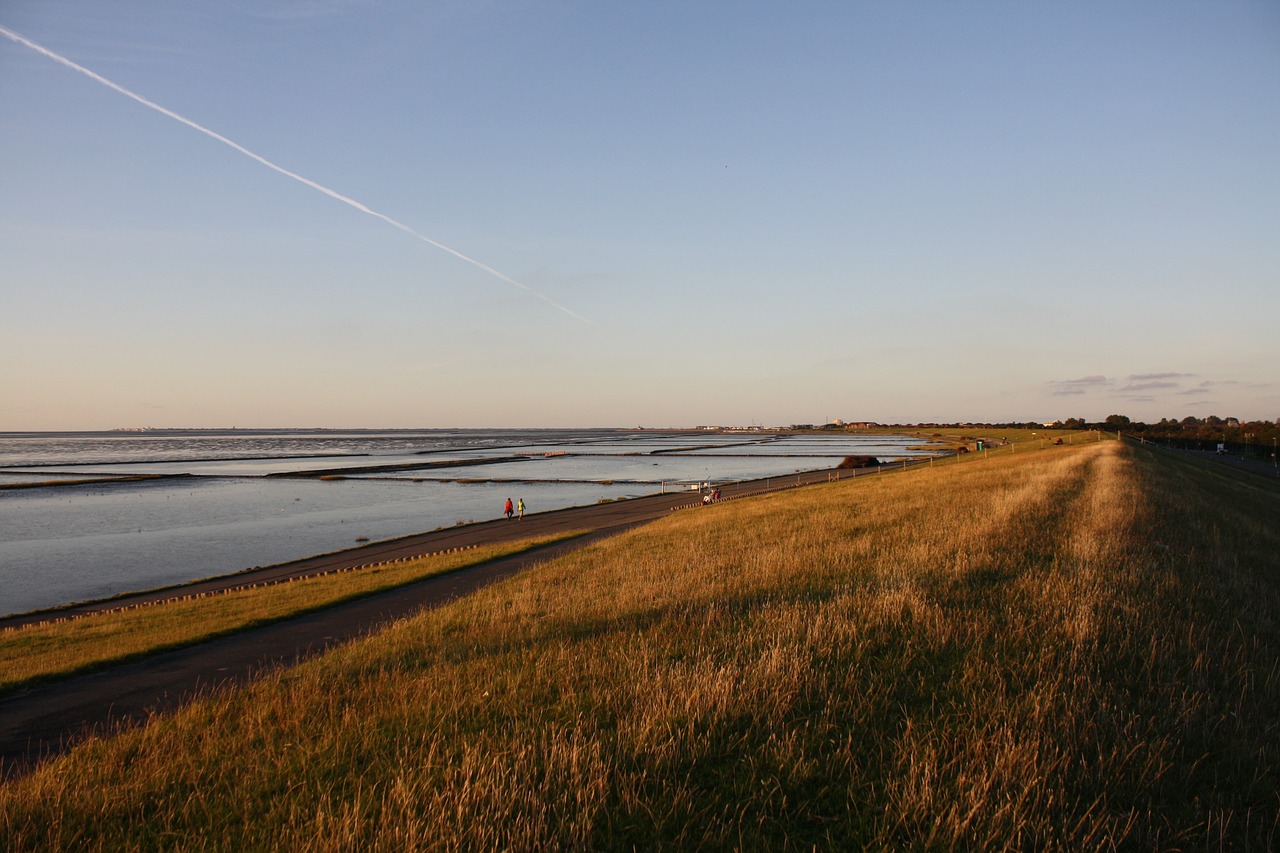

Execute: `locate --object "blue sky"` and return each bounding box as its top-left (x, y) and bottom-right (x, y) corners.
top-left (3, 1), bottom-right (1277, 429)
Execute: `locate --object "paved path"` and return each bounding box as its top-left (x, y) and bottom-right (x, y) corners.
top-left (1126, 439), bottom-right (1280, 479)
top-left (0, 463), bottom-right (915, 777)
top-left (1181, 448), bottom-right (1280, 478)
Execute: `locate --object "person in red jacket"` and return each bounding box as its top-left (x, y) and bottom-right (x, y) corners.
top-left (504, 497), bottom-right (514, 520)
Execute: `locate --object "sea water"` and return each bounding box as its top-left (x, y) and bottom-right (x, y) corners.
top-left (0, 429), bottom-right (934, 615)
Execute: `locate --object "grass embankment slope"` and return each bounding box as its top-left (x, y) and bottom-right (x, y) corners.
top-left (3, 440), bottom-right (1277, 849)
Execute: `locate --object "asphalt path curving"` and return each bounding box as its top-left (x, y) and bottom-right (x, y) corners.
top-left (0, 462), bottom-right (916, 777)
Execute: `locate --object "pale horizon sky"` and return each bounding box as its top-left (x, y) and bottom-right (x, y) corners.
top-left (3, 1), bottom-right (1277, 430)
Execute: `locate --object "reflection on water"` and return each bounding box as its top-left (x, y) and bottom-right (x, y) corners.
top-left (0, 429), bottom-right (936, 615)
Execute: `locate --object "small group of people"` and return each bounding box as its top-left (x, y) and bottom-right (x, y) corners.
top-left (701, 488), bottom-right (721, 505)
top-left (503, 497), bottom-right (524, 520)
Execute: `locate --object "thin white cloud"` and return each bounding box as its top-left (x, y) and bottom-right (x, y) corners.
top-left (1049, 375), bottom-right (1111, 396)
top-left (1115, 381), bottom-right (1180, 393)
top-left (1128, 372), bottom-right (1195, 381)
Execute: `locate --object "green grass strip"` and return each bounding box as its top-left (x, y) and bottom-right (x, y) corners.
top-left (0, 531), bottom-right (587, 692)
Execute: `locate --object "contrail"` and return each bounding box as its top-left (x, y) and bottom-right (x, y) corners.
top-left (0, 25), bottom-right (591, 324)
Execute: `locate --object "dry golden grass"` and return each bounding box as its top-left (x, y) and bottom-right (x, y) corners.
top-left (1, 441), bottom-right (1276, 849)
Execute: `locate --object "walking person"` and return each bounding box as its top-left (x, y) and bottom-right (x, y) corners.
top-left (504, 497), bottom-right (514, 520)
top-left (517, 498), bottom-right (525, 520)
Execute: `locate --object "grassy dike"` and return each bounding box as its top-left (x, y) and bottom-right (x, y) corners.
top-left (2, 440), bottom-right (1277, 849)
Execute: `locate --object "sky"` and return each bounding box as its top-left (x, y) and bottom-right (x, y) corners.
top-left (2, 1), bottom-right (1277, 430)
